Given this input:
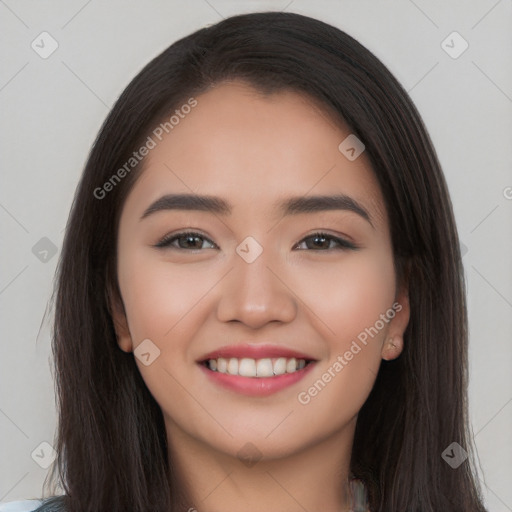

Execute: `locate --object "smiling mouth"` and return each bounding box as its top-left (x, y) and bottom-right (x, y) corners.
top-left (200, 357), bottom-right (314, 378)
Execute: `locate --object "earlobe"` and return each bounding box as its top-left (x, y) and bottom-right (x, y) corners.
top-left (381, 335), bottom-right (403, 360)
top-left (381, 285), bottom-right (410, 361)
top-left (106, 282), bottom-right (133, 353)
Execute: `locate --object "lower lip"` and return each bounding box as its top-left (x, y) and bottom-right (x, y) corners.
top-left (198, 362), bottom-right (316, 397)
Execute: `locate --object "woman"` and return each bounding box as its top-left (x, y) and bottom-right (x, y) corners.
top-left (1, 11), bottom-right (487, 512)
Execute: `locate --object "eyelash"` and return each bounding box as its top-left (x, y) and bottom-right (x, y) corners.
top-left (154, 230), bottom-right (358, 251)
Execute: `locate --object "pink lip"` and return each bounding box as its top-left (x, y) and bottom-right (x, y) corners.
top-left (198, 360), bottom-right (317, 397)
top-left (196, 343), bottom-right (318, 397)
top-left (197, 343), bottom-right (317, 362)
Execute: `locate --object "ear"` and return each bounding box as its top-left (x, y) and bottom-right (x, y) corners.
top-left (381, 283), bottom-right (410, 361)
top-left (106, 281), bottom-right (133, 353)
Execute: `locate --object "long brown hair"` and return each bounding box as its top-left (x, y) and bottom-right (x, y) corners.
top-left (38, 11), bottom-right (487, 512)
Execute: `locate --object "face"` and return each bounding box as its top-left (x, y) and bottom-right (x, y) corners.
top-left (112, 81), bottom-right (409, 462)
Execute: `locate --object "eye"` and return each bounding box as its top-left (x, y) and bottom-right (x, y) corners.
top-left (294, 232), bottom-right (358, 251)
top-left (154, 231), bottom-right (217, 250)
top-left (154, 230), bottom-right (357, 252)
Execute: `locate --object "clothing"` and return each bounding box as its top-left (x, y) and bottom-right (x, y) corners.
top-left (0, 501), bottom-right (43, 512)
top-left (350, 478), bottom-right (371, 511)
top-left (0, 480), bottom-right (370, 512)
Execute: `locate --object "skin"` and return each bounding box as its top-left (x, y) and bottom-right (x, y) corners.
top-left (111, 80), bottom-right (410, 512)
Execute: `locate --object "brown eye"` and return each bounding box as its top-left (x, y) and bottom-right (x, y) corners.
top-left (155, 231), bottom-right (217, 250)
top-left (294, 232), bottom-right (357, 251)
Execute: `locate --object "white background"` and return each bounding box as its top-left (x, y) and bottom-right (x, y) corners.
top-left (0, 0), bottom-right (511, 510)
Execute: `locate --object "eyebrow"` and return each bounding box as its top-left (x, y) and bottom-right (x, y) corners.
top-left (140, 193), bottom-right (373, 226)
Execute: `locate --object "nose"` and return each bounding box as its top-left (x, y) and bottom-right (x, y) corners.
top-left (216, 243), bottom-right (298, 329)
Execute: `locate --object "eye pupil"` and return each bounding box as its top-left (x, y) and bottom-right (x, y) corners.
top-left (180, 234), bottom-right (202, 249)
top-left (310, 234), bottom-right (329, 250)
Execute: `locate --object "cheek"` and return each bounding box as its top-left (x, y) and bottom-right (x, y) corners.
top-left (295, 249), bottom-right (396, 348)
top-left (291, 251), bottom-right (395, 428)
top-left (116, 250), bottom-right (212, 411)
top-left (117, 248), bottom-right (210, 343)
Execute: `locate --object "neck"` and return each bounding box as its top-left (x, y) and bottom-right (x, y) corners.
top-left (166, 417), bottom-right (357, 512)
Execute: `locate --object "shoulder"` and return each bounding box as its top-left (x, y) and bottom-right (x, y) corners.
top-left (0, 501), bottom-right (43, 512)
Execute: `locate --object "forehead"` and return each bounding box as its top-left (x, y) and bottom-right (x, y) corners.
top-left (125, 81), bottom-right (386, 225)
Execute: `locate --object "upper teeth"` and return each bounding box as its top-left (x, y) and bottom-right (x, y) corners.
top-left (207, 357), bottom-right (307, 377)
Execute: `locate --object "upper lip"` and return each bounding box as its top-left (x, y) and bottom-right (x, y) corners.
top-left (197, 343), bottom-right (318, 362)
